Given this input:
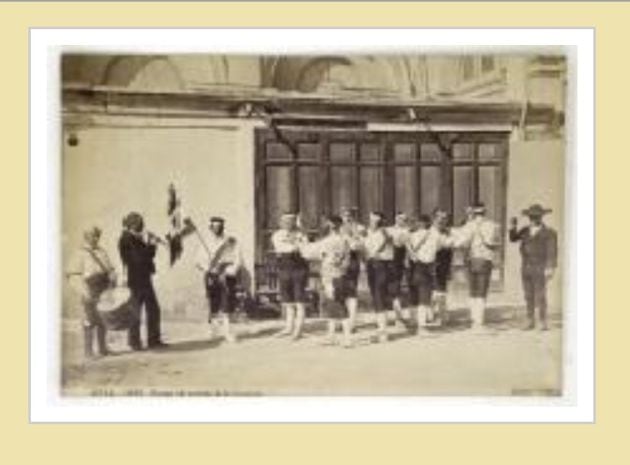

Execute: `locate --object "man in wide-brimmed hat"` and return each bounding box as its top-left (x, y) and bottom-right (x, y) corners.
top-left (509, 203), bottom-right (558, 330)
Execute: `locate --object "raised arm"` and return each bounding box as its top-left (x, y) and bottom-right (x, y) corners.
top-left (508, 217), bottom-right (526, 243)
top-left (449, 224), bottom-right (471, 249)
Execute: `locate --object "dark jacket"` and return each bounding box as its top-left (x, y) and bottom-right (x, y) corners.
top-left (509, 224), bottom-right (558, 273)
top-left (118, 230), bottom-right (157, 289)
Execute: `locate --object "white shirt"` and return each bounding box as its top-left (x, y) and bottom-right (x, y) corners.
top-left (195, 234), bottom-right (243, 276)
top-left (407, 227), bottom-right (452, 264)
top-left (66, 245), bottom-right (114, 295)
top-left (364, 227), bottom-right (394, 260)
top-left (387, 225), bottom-right (410, 248)
top-left (306, 232), bottom-right (351, 280)
top-left (340, 221), bottom-right (366, 252)
top-left (453, 218), bottom-right (499, 261)
top-left (271, 229), bottom-right (308, 255)
top-left (529, 224), bottom-right (542, 236)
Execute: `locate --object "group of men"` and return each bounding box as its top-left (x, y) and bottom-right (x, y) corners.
top-left (67, 200), bottom-right (558, 358)
top-left (267, 201), bottom-right (558, 348)
top-left (268, 205), bottom-right (488, 347)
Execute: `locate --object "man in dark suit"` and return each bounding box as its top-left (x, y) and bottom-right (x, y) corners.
top-left (509, 204), bottom-right (558, 330)
top-left (118, 212), bottom-right (167, 350)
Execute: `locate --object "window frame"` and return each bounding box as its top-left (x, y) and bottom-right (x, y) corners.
top-left (255, 128), bottom-right (509, 289)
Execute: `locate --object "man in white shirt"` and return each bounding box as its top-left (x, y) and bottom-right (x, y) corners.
top-left (387, 212), bottom-right (412, 326)
top-left (364, 211), bottom-right (394, 343)
top-left (340, 207), bottom-right (366, 331)
top-left (304, 215), bottom-right (354, 348)
top-left (66, 226), bottom-right (116, 358)
top-left (452, 203), bottom-right (499, 332)
top-left (432, 208), bottom-right (455, 326)
top-left (271, 212), bottom-right (310, 340)
top-left (407, 215), bottom-right (453, 334)
top-left (195, 216), bottom-right (243, 343)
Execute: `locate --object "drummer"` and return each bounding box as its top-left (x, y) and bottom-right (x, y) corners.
top-left (66, 226), bottom-right (116, 358)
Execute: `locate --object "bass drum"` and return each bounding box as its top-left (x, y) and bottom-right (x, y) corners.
top-left (96, 286), bottom-right (140, 331)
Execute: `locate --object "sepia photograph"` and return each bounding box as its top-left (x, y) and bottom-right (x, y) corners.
top-left (58, 49), bottom-right (568, 398)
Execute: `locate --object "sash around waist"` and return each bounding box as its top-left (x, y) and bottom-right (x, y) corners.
top-left (275, 252), bottom-right (307, 265)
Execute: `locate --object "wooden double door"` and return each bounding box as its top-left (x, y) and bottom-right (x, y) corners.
top-left (255, 128), bottom-right (509, 287)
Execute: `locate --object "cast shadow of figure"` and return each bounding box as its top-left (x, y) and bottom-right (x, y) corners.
top-left (159, 337), bottom-right (223, 353)
top-left (237, 325), bottom-right (284, 342)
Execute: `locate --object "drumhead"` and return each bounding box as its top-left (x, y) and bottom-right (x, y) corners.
top-left (96, 286), bottom-right (131, 312)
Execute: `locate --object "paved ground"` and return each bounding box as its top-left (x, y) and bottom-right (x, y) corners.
top-left (61, 306), bottom-right (562, 397)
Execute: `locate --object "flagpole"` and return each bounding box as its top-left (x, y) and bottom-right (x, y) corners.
top-left (190, 219), bottom-right (212, 258)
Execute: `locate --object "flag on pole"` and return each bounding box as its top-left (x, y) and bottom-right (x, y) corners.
top-left (166, 183), bottom-right (195, 266)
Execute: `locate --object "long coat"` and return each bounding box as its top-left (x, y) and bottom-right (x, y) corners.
top-left (118, 230), bottom-right (157, 289)
top-left (509, 225), bottom-right (558, 273)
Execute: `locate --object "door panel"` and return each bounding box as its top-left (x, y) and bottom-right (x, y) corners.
top-left (421, 166), bottom-right (441, 215)
top-left (331, 166), bottom-right (357, 214)
top-left (298, 165), bottom-right (321, 230)
top-left (265, 166), bottom-right (293, 229)
top-left (394, 165), bottom-right (417, 215)
top-left (478, 165), bottom-right (502, 222)
top-left (453, 166), bottom-right (474, 225)
top-left (360, 166), bottom-right (384, 222)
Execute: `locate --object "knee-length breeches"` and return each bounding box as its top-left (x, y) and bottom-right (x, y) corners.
top-left (343, 251), bottom-right (361, 298)
top-left (276, 253), bottom-right (309, 304)
top-left (409, 261), bottom-right (435, 306)
top-left (389, 246), bottom-right (407, 297)
top-left (366, 259), bottom-right (392, 312)
top-left (467, 258), bottom-right (493, 298)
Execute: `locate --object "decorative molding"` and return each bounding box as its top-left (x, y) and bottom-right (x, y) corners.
top-left (62, 85), bottom-right (560, 129)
